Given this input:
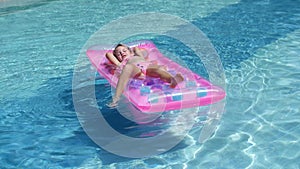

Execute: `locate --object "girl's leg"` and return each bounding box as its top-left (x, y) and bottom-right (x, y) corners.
top-left (146, 65), bottom-right (184, 88)
top-left (107, 64), bottom-right (141, 107)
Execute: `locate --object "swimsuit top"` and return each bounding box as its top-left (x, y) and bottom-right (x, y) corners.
top-left (120, 54), bottom-right (142, 67)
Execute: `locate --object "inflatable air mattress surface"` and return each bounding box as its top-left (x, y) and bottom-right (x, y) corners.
top-left (86, 40), bottom-right (225, 113)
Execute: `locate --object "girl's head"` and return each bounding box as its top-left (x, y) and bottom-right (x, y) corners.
top-left (113, 44), bottom-right (133, 61)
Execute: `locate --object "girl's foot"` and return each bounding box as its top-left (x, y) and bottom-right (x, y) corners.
top-left (170, 73), bottom-right (184, 88)
top-left (106, 97), bottom-right (119, 108)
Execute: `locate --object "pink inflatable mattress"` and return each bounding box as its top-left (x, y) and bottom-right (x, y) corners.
top-left (86, 40), bottom-right (226, 113)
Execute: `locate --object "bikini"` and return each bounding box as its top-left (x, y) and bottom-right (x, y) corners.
top-left (135, 61), bottom-right (150, 75)
top-left (119, 55), bottom-right (150, 77)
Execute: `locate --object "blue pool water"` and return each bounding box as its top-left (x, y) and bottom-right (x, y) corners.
top-left (1, 0), bottom-right (299, 168)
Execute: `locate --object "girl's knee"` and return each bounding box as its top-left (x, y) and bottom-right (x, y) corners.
top-left (155, 67), bottom-right (167, 74)
top-left (158, 67), bottom-right (166, 71)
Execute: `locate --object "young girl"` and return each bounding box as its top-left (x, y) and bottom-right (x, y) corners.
top-left (106, 44), bottom-right (184, 108)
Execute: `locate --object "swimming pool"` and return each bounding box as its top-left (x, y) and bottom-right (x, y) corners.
top-left (1, 0), bottom-right (299, 168)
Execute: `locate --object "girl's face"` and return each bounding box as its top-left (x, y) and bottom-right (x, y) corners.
top-left (114, 46), bottom-right (132, 61)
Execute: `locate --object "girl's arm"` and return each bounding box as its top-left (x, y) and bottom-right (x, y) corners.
top-left (106, 52), bottom-right (121, 66)
top-left (133, 47), bottom-right (148, 59)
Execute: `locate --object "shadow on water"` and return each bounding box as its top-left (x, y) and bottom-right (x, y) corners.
top-left (52, 71), bottom-right (195, 165)
top-left (0, 70), bottom-right (194, 166)
top-left (192, 0), bottom-right (300, 69)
